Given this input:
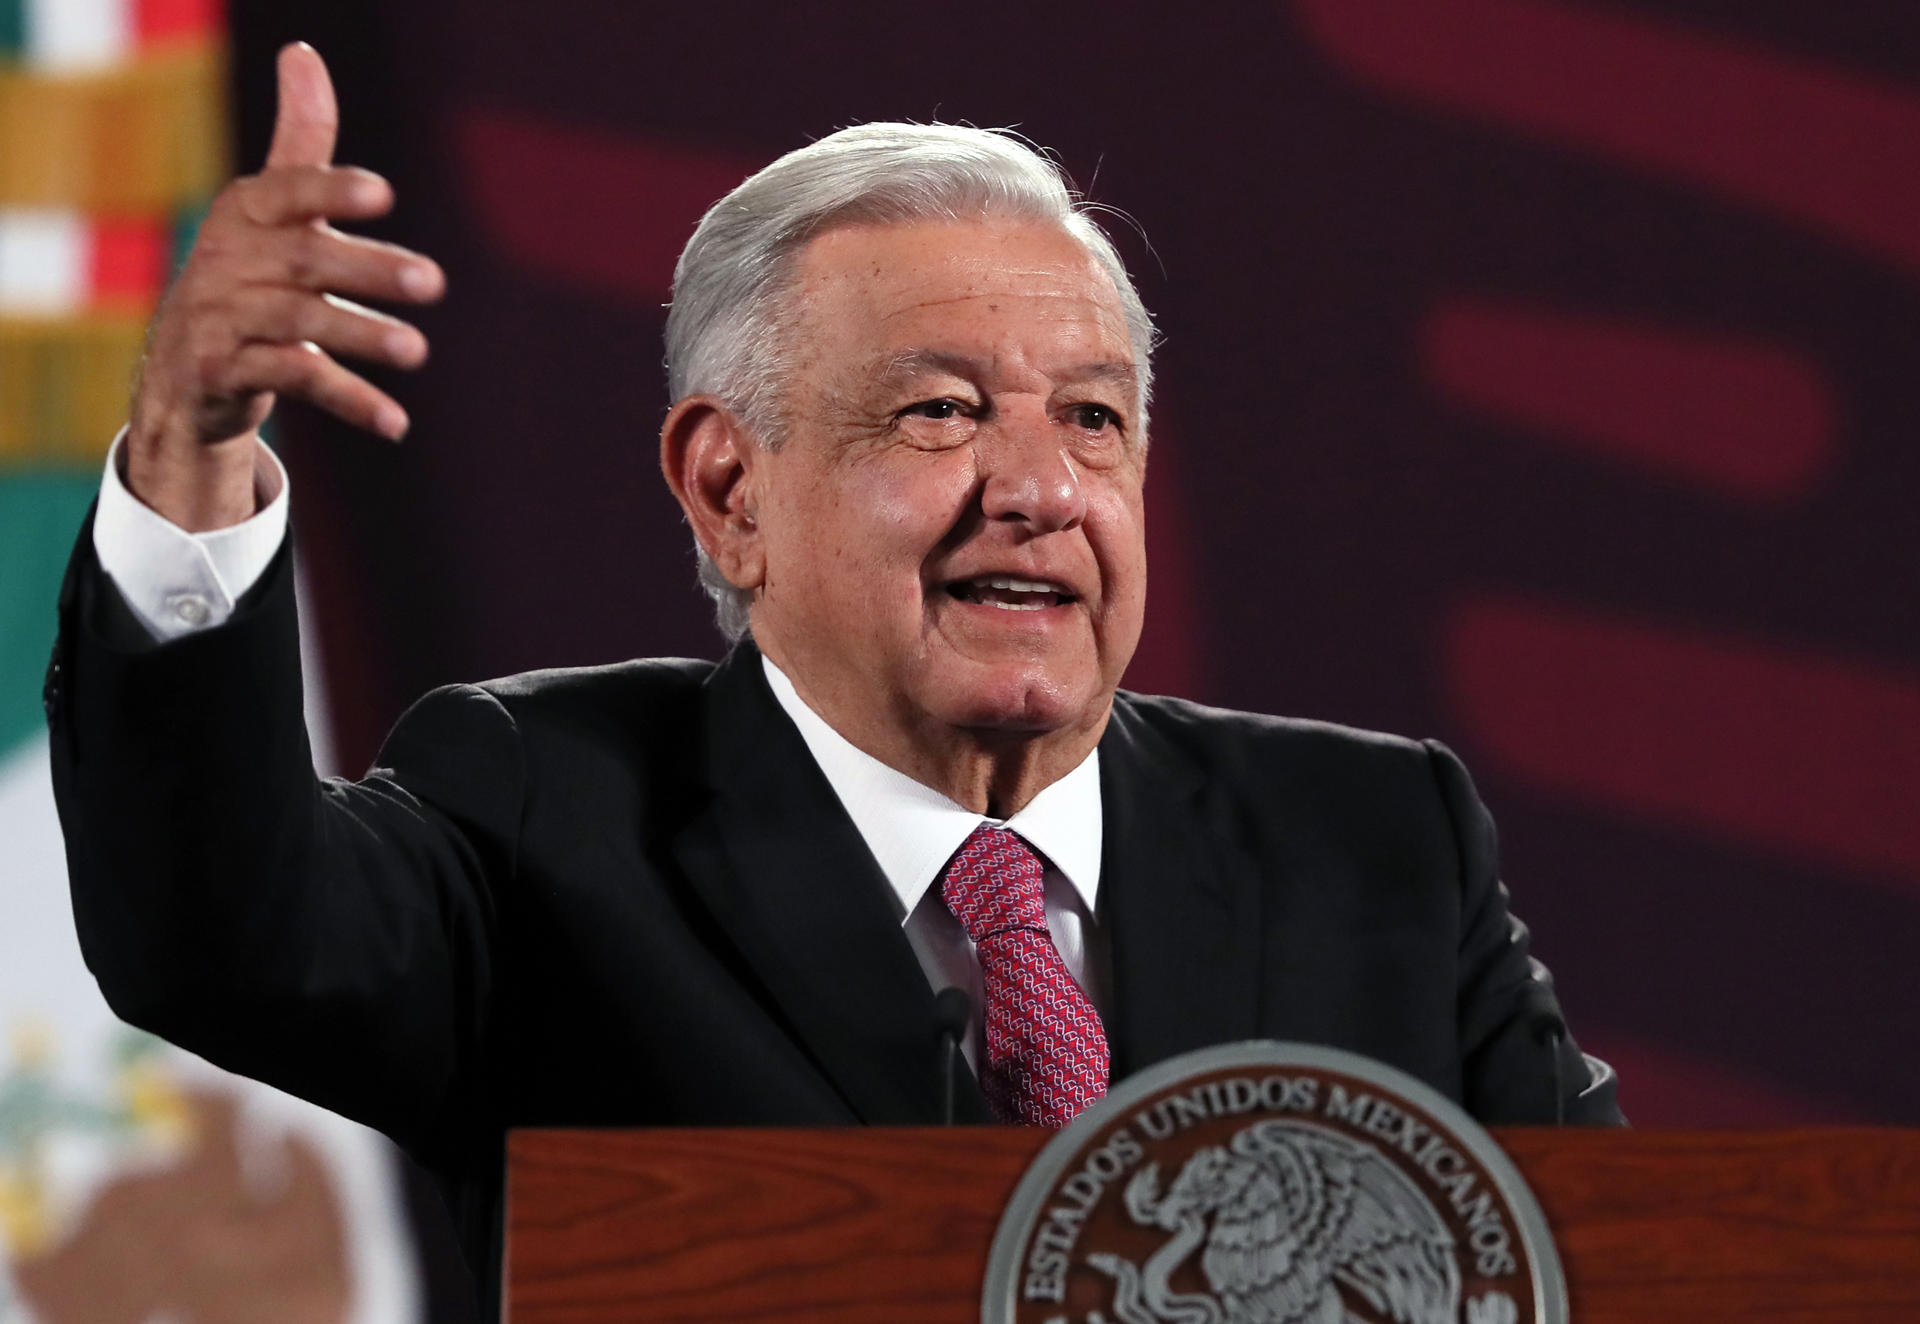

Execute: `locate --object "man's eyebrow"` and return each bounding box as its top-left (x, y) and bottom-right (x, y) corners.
top-left (1054, 360), bottom-right (1141, 390)
top-left (873, 348), bottom-right (981, 385)
top-left (870, 350), bottom-right (1140, 390)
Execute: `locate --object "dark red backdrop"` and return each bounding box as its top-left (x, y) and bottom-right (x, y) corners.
top-left (234, 0), bottom-right (1919, 1144)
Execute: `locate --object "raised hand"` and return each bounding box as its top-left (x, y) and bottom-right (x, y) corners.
top-left (126, 42), bottom-right (445, 531)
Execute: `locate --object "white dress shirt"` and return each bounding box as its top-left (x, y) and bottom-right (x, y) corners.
top-left (92, 431), bottom-right (289, 642)
top-left (760, 657), bottom-right (1106, 1067)
top-left (91, 434), bottom-right (1111, 1069)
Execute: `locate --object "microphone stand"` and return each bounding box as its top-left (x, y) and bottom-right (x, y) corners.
top-left (933, 987), bottom-right (972, 1126)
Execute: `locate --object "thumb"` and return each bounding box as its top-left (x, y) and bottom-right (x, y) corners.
top-left (264, 42), bottom-right (338, 170)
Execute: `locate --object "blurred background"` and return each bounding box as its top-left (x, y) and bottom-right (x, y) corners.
top-left (4, 0), bottom-right (1916, 1318)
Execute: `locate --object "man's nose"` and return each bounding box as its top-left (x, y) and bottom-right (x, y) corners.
top-left (978, 419), bottom-right (1087, 533)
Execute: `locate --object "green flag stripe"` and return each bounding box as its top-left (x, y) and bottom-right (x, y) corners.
top-left (0, 0), bottom-right (23, 59)
top-left (0, 474), bottom-right (97, 757)
top-left (171, 199), bottom-right (210, 277)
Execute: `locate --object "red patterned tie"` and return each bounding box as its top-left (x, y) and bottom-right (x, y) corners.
top-left (940, 824), bottom-right (1109, 1127)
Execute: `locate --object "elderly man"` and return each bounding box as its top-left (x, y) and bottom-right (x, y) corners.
top-left (48, 42), bottom-right (1618, 1310)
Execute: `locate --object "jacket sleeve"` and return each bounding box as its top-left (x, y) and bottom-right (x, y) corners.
top-left (1424, 740), bottom-right (1624, 1126)
top-left (46, 509), bottom-right (518, 1158)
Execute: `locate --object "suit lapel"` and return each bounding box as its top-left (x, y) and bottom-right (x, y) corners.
top-left (671, 642), bottom-right (991, 1124)
top-left (1099, 695), bottom-right (1264, 1079)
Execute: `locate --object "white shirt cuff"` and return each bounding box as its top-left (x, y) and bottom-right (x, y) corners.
top-left (91, 428), bottom-right (291, 642)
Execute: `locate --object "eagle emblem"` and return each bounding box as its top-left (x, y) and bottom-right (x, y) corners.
top-left (984, 1043), bottom-right (1562, 1323)
top-left (1084, 1119), bottom-right (1464, 1324)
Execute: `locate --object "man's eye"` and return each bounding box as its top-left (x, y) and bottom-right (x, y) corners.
top-left (902, 398), bottom-right (966, 420)
top-left (1067, 403), bottom-right (1121, 432)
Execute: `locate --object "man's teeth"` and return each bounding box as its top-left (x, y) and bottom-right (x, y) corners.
top-left (951, 576), bottom-right (1072, 609)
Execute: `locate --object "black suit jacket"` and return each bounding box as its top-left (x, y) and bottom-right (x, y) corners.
top-left (46, 522), bottom-right (1618, 1310)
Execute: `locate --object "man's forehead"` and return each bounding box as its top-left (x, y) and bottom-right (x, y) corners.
top-left (791, 219), bottom-right (1137, 391)
top-left (872, 346), bottom-right (1139, 391)
top-left (798, 218), bottom-right (1119, 308)
top-left (803, 213), bottom-right (1093, 264)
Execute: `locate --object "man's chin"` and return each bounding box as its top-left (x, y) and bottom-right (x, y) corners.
top-left (919, 665), bottom-right (1109, 739)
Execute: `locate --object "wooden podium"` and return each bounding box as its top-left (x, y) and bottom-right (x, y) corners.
top-left (505, 1126), bottom-right (1920, 1322)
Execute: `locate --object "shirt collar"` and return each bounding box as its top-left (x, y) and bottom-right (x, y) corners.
top-left (760, 654), bottom-right (1102, 920)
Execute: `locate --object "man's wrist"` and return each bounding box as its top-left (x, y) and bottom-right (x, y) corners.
top-left (95, 428), bottom-right (293, 643)
top-left (124, 420), bottom-right (264, 532)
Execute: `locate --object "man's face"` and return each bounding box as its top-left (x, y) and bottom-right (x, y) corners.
top-left (746, 216), bottom-right (1147, 752)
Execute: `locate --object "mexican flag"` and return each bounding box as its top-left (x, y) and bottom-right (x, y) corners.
top-left (1, 5), bottom-right (419, 1318)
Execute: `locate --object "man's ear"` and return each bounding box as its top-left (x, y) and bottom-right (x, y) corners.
top-left (660, 396), bottom-right (766, 591)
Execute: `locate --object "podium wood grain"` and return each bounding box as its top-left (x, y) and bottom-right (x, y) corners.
top-left (505, 1126), bottom-right (1920, 1322)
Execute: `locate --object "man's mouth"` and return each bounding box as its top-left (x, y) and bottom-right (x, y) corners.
top-left (944, 575), bottom-right (1078, 611)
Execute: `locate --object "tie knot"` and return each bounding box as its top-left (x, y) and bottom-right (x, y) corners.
top-left (940, 824), bottom-right (1047, 941)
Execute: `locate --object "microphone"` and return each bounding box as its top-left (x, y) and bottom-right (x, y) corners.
top-left (933, 986), bottom-right (972, 1126)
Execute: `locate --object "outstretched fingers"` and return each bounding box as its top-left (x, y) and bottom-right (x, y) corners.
top-left (261, 226), bottom-right (445, 305)
top-left (226, 285), bottom-right (429, 371)
top-left (228, 342), bottom-right (411, 441)
top-left (265, 42), bottom-right (340, 170)
top-left (128, 38), bottom-right (446, 480)
top-left (234, 165), bottom-right (395, 228)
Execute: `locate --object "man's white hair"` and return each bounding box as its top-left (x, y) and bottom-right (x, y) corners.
top-left (664, 121), bottom-right (1157, 642)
